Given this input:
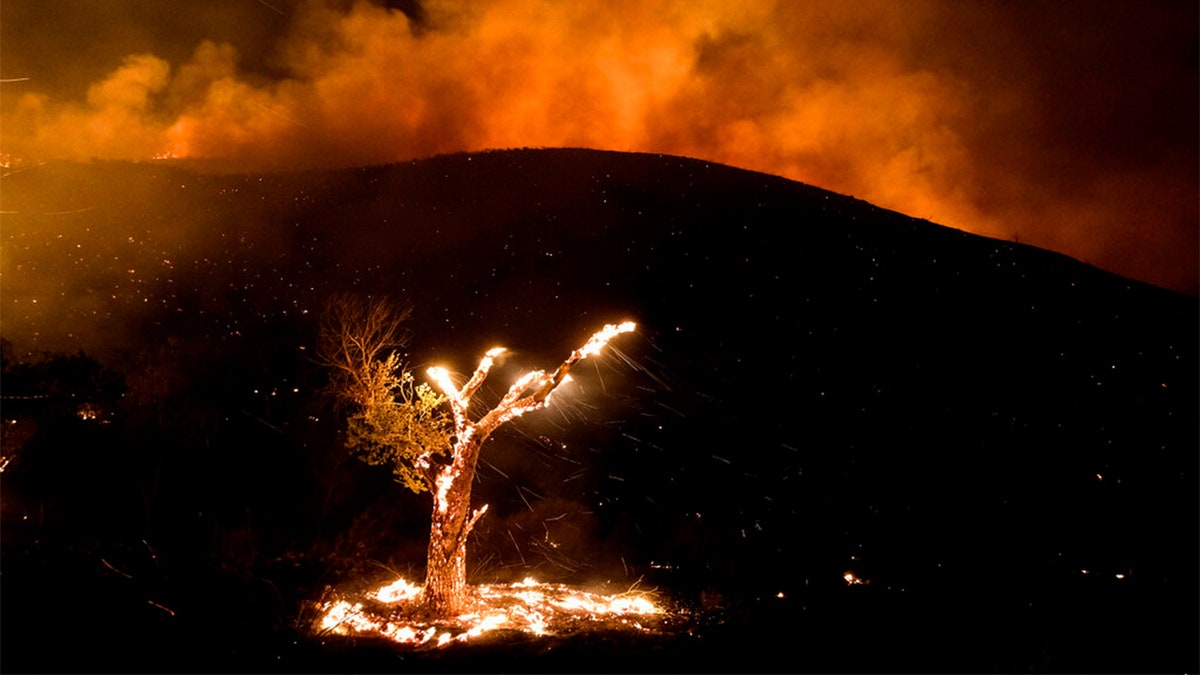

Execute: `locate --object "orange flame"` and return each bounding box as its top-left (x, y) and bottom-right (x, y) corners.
top-left (315, 576), bottom-right (668, 647)
top-left (579, 321), bottom-right (637, 359)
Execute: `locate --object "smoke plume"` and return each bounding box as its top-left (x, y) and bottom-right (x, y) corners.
top-left (2, 0), bottom-right (1195, 292)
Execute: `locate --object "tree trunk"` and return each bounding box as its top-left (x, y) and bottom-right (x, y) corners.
top-left (422, 522), bottom-right (468, 616)
top-left (421, 436), bottom-right (483, 616)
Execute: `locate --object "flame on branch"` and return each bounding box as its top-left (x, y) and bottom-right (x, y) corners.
top-left (429, 319), bottom-right (638, 441)
top-left (579, 321), bottom-right (638, 358)
top-left (425, 321), bottom-right (636, 443)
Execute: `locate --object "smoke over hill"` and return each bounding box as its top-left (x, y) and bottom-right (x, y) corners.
top-left (3, 0), bottom-right (1197, 294)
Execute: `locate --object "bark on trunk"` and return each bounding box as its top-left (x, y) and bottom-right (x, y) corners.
top-left (421, 435), bottom-right (483, 616)
top-left (422, 523), bottom-right (468, 615)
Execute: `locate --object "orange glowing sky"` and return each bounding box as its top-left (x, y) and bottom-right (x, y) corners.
top-left (2, 0), bottom-right (1196, 293)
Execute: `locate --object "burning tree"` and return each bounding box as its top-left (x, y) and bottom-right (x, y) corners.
top-left (319, 297), bottom-right (635, 617)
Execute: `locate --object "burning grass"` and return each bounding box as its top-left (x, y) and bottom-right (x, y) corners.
top-left (312, 576), bottom-right (677, 649)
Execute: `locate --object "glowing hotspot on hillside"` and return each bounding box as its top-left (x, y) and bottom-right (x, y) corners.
top-left (314, 576), bottom-right (669, 647)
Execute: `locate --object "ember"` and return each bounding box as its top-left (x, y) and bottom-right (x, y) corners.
top-left (314, 577), bottom-right (670, 648)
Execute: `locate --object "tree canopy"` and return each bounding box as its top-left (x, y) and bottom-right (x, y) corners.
top-left (317, 296), bottom-right (452, 493)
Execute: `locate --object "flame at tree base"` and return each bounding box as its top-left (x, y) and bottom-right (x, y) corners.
top-left (313, 577), bottom-right (674, 649)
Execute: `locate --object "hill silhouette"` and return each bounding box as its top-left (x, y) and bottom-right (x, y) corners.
top-left (1, 148), bottom-right (1195, 672)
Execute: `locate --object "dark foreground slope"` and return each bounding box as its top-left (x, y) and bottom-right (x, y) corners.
top-left (2, 149), bottom-right (1195, 673)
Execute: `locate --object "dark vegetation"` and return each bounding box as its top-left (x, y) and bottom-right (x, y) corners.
top-left (1, 149), bottom-right (1196, 673)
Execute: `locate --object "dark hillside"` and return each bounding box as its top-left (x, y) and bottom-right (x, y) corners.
top-left (1, 149), bottom-right (1195, 673)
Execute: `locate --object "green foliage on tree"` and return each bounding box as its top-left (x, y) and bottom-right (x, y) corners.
top-left (344, 375), bottom-right (450, 493)
top-left (317, 296), bottom-right (452, 494)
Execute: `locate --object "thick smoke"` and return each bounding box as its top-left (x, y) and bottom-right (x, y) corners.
top-left (2, 0), bottom-right (1195, 293)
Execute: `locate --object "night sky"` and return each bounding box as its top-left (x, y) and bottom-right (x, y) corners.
top-left (1, 0), bottom-right (1197, 294)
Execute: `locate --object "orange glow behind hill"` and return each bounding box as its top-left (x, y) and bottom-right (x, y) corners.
top-left (2, 1), bottom-right (1195, 293)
